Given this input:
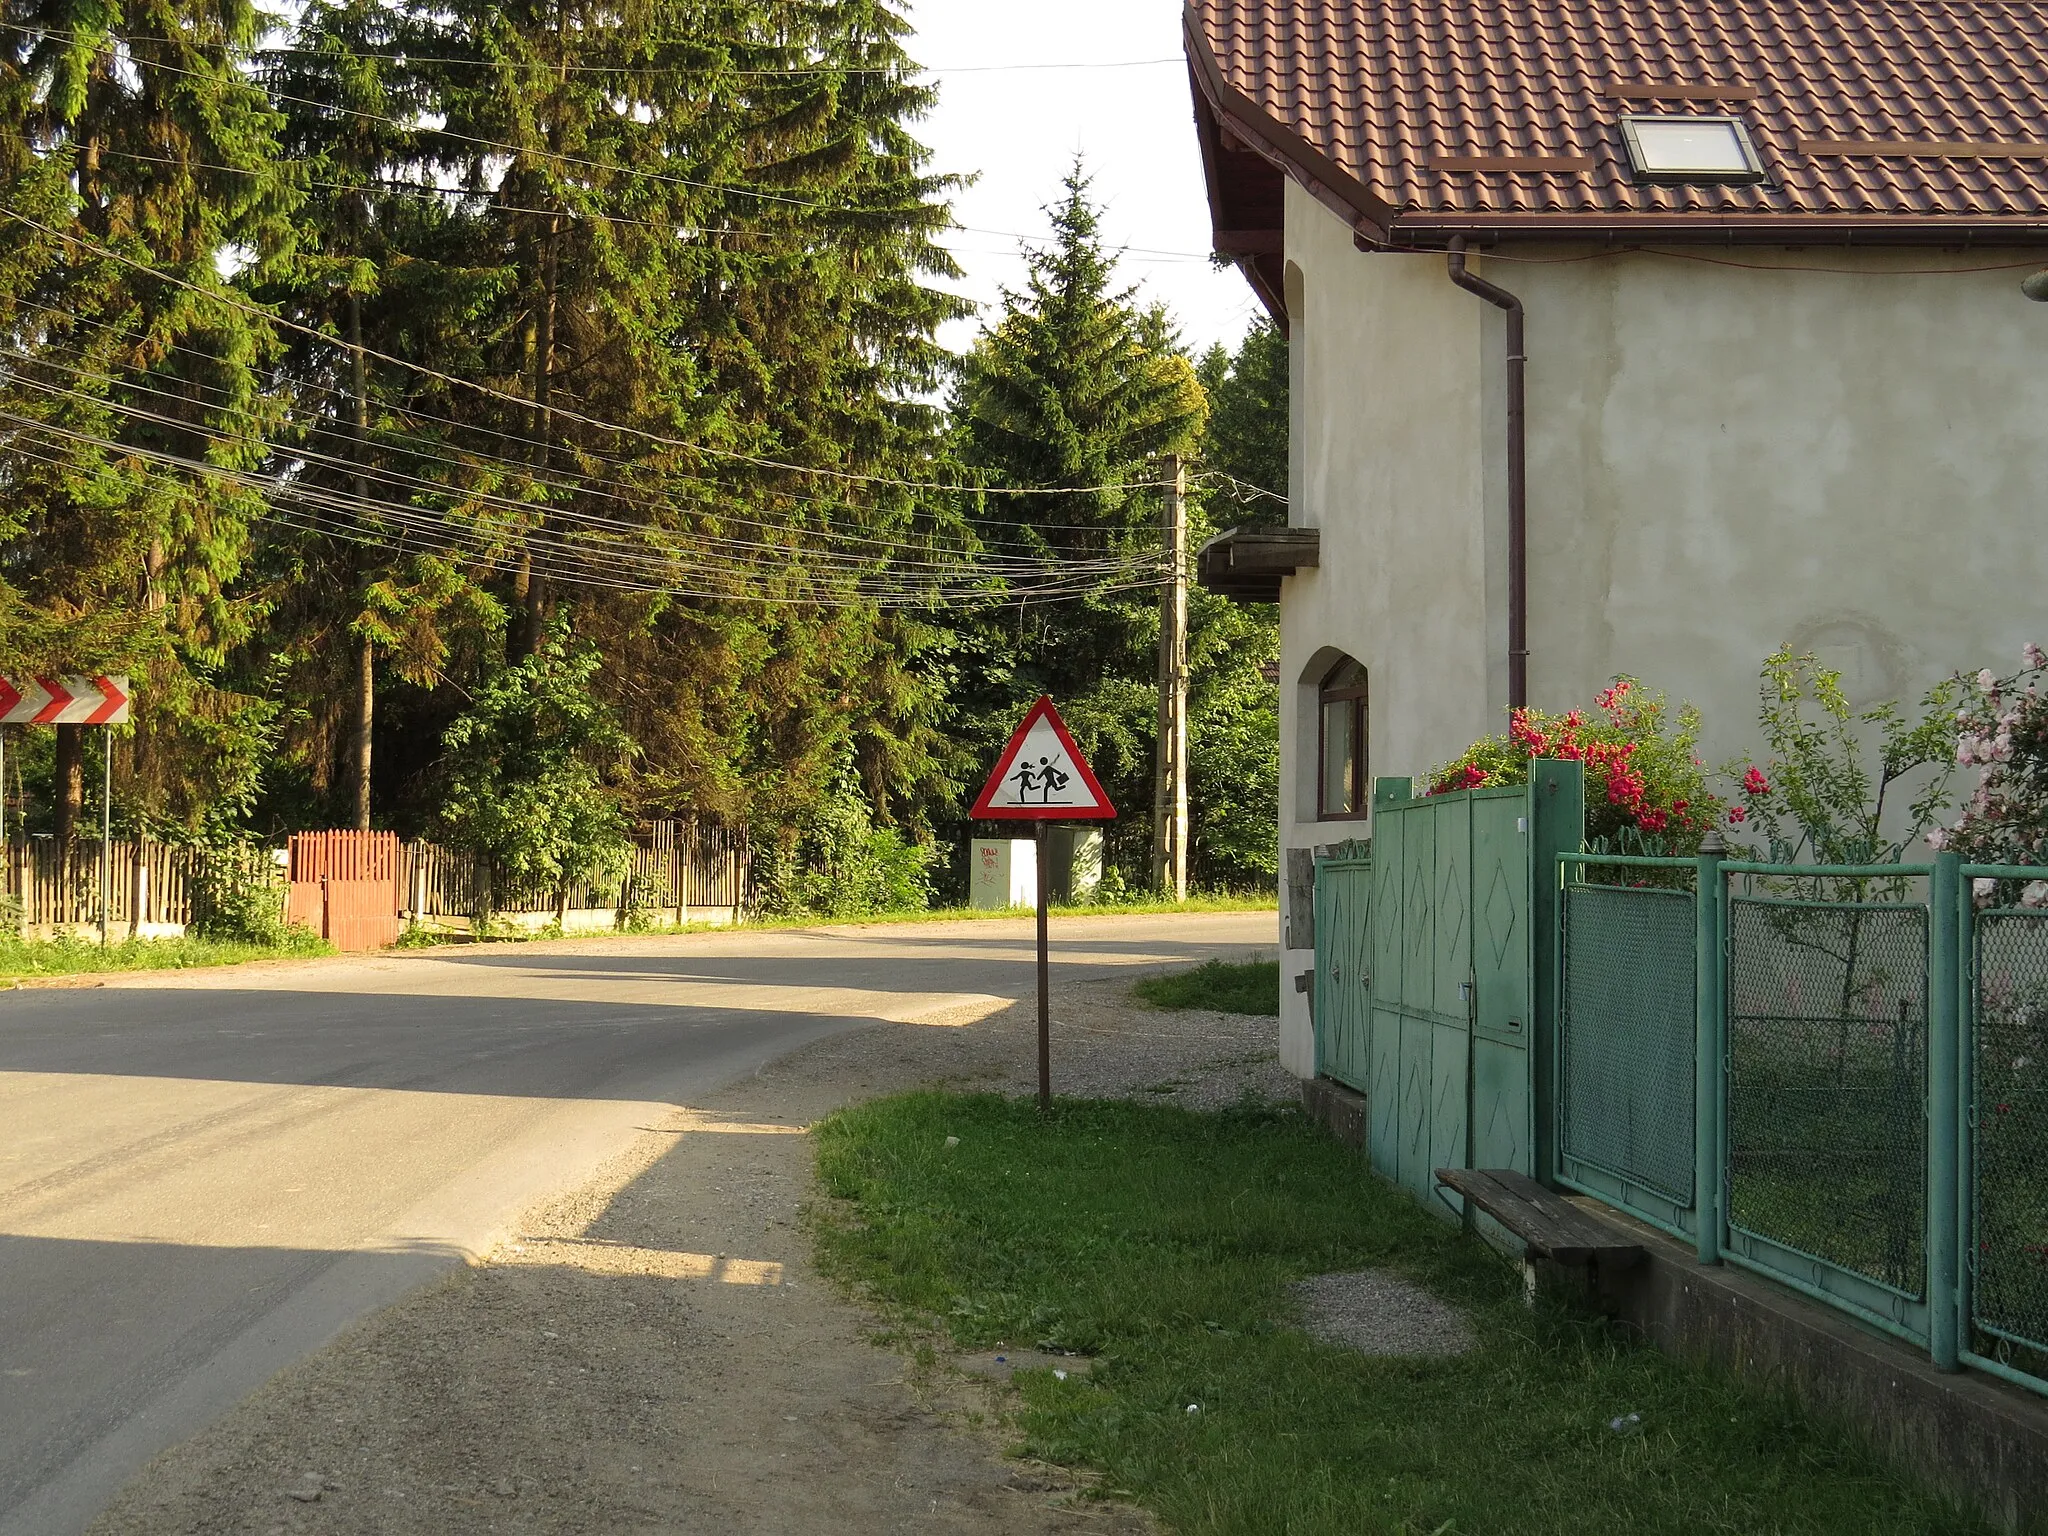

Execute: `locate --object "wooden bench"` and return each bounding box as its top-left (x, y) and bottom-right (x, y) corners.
top-left (1434, 1167), bottom-right (1645, 1273)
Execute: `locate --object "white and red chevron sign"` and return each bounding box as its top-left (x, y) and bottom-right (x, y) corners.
top-left (0, 676), bottom-right (132, 726)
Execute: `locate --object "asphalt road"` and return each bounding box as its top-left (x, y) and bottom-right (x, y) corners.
top-left (0, 911), bottom-right (1273, 1536)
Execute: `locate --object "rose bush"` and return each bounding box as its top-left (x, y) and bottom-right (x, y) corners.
top-left (1424, 677), bottom-right (1721, 854)
top-left (1928, 646), bottom-right (2048, 898)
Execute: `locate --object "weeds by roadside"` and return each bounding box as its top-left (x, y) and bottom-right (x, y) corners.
top-left (0, 930), bottom-right (332, 981)
top-left (811, 1092), bottom-right (1980, 1536)
top-left (1132, 957), bottom-right (1279, 1016)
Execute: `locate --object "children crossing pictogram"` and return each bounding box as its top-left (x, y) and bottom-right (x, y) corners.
top-left (971, 697), bottom-right (1115, 820)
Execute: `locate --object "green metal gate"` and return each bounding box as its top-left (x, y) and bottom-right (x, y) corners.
top-left (1314, 762), bottom-right (1581, 1212)
top-left (1313, 852), bottom-right (1371, 1090)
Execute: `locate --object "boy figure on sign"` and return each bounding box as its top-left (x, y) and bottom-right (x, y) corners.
top-left (1036, 757), bottom-right (1071, 803)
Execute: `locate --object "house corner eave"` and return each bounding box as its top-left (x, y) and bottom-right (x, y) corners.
top-left (1182, 1), bottom-right (1400, 320)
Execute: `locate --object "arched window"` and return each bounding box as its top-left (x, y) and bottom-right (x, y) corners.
top-left (1318, 658), bottom-right (1369, 819)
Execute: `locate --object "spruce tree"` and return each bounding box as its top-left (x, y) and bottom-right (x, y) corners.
top-left (0, 0), bottom-right (298, 834)
top-left (949, 166), bottom-right (1205, 878)
top-left (1196, 317), bottom-right (1288, 522)
top-left (253, 0), bottom-right (503, 828)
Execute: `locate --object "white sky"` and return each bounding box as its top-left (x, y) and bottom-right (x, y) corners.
top-left (902, 0), bottom-right (1264, 359)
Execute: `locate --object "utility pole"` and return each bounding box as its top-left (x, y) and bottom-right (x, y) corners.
top-left (350, 284), bottom-right (374, 833)
top-left (1151, 455), bottom-right (1189, 900)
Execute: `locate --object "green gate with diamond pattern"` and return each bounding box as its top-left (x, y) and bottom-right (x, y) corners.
top-left (1315, 762), bottom-right (1582, 1213)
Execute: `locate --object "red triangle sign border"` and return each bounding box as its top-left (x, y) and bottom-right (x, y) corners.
top-left (970, 696), bottom-right (1117, 821)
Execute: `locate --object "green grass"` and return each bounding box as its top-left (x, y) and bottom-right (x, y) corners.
top-left (0, 930), bottom-right (333, 981)
top-left (812, 1093), bottom-right (1980, 1536)
top-left (1133, 957), bottom-right (1280, 1015)
top-left (407, 892), bottom-right (1278, 946)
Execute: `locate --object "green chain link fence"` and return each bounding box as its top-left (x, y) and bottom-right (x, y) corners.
top-left (1559, 878), bottom-right (1696, 1232)
top-left (1970, 907), bottom-right (2048, 1383)
top-left (1726, 893), bottom-right (1929, 1300)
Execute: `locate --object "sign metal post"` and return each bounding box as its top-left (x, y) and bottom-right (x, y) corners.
top-left (1035, 819), bottom-right (1051, 1110)
top-left (0, 678), bottom-right (133, 942)
top-left (970, 697), bottom-right (1116, 1112)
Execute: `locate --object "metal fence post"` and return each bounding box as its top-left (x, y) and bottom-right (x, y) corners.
top-left (1694, 830), bottom-right (1727, 1265)
top-left (1928, 851), bottom-right (1962, 1370)
top-left (1955, 866), bottom-right (1977, 1375)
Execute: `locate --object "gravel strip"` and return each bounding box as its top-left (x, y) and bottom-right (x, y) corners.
top-left (1289, 1270), bottom-right (1474, 1358)
top-left (852, 963), bottom-right (1295, 1110)
top-left (84, 941), bottom-right (1284, 1536)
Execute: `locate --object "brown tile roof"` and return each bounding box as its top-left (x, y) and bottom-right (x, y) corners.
top-left (1186, 0), bottom-right (2048, 243)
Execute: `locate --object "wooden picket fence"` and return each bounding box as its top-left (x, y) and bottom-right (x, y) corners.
top-left (0, 821), bottom-right (752, 949)
top-left (3, 838), bottom-right (275, 935)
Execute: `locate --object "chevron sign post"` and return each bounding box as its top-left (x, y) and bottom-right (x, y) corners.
top-left (0, 675), bottom-right (135, 945)
top-left (0, 676), bottom-right (132, 726)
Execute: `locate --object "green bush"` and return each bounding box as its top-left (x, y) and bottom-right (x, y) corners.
top-left (437, 626), bottom-right (635, 920)
top-left (752, 777), bottom-right (937, 919)
top-left (189, 846), bottom-right (320, 950)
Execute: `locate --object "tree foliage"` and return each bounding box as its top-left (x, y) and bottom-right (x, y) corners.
top-left (0, 21), bottom-right (1287, 904)
top-left (437, 626), bottom-right (632, 911)
top-left (1728, 646), bottom-right (1958, 868)
top-left (1197, 317), bottom-right (1287, 527)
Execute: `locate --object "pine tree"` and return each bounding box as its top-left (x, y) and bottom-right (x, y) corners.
top-left (1197, 317), bottom-right (1288, 522)
top-left (948, 166), bottom-right (1205, 879)
top-left (418, 0), bottom-right (975, 837)
top-left (251, 0), bottom-right (505, 829)
top-left (0, 0), bottom-right (298, 835)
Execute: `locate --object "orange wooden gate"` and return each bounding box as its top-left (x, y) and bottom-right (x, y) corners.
top-left (287, 831), bottom-right (402, 950)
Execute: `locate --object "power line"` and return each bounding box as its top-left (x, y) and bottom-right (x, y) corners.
top-left (1202, 471), bottom-right (1287, 506)
top-left (86, 143), bottom-right (1217, 263)
top-left (4, 206), bottom-right (1181, 502)
top-left (10, 26), bottom-right (965, 223)
top-left (0, 375), bottom-right (1161, 604)
top-left (0, 291), bottom-right (1173, 549)
top-left (16, 25), bottom-right (1219, 265)
top-left (242, 41), bottom-right (1181, 78)
top-left (0, 411), bottom-right (1168, 606)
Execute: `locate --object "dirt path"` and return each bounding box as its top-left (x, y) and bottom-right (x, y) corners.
top-left (86, 977), bottom-right (1290, 1535)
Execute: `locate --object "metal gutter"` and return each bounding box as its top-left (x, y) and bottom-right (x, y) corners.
top-left (1446, 237), bottom-right (1528, 711)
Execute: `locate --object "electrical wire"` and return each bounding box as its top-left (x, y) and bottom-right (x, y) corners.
top-left (1200, 470), bottom-right (1286, 506)
top-left (4, 206), bottom-right (1183, 502)
top-left (0, 376), bottom-right (1164, 605)
top-left (84, 143), bottom-right (1219, 263)
top-left (8, 27), bottom-right (985, 224)
top-left (241, 41), bottom-right (1182, 78)
top-left (0, 411), bottom-right (1171, 606)
top-left (0, 294), bottom-right (1172, 553)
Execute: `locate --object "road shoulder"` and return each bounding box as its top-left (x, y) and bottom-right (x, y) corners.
top-left (86, 978), bottom-right (1280, 1535)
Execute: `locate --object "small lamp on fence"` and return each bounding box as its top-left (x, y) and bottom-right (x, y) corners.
top-left (2023, 269), bottom-right (2048, 303)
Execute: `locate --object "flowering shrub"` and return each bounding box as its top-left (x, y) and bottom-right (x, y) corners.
top-left (1728, 646), bottom-right (1957, 870)
top-left (1929, 646), bottom-right (2048, 890)
top-left (1424, 678), bottom-right (1721, 852)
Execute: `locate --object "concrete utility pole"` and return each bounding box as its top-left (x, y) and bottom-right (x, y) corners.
top-left (1151, 455), bottom-right (1189, 900)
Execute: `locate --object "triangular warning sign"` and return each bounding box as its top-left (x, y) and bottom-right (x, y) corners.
top-left (971, 697), bottom-right (1116, 821)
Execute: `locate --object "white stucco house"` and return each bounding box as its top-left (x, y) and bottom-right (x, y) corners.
top-left (1184, 0), bottom-right (2048, 1078)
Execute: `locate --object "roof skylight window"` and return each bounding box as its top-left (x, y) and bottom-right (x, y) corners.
top-left (1619, 115), bottom-right (1765, 183)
